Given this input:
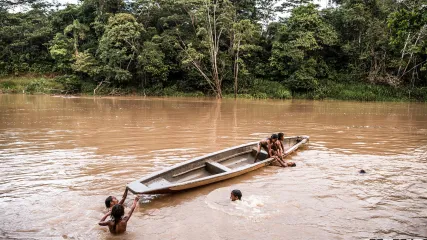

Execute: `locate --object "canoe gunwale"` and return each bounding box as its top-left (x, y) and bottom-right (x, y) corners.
top-left (127, 136), bottom-right (309, 194)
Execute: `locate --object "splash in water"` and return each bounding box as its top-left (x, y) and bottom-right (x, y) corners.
top-left (205, 187), bottom-right (279, 220)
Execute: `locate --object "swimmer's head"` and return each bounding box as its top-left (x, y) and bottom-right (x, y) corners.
top-left (230, 189), bottom-right (242, 201)
top-left (278, 132), bottom-right (284, 140)
top-left (287, 161), bottom-right (296, 167)
top-left (359, 169), bottom-right (366, 174)
top-left (111, 204), bottom-right (125, 222)
top-left (271, 134), bottom-right (278, 141)
top-left (105, 196), bottom-right (118, 208)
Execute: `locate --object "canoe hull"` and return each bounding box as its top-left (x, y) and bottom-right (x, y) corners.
top-left (127, 136), bottom-right (309, 194)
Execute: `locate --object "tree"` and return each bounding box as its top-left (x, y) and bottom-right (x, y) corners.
top-left (137, 40), bottom-right (169, 88)
top-left (323, 0), bottom-right (396, 84)
top-left (177, 0), bottom-right (236, 98)
top-left (232, 19), bottom-right (259, 97)
top-left (270, 3), bottom-right (337, 91)
top-left (0, 3), bottom-right (54, 74)
top-left (64, 20), bottom-right (90, 56)
top-left (49, 33), bottom-right (73, 72)
top-left (388, 2), bottom-right (427, 86)
top-left (97, 13), bottom-right (143, 83)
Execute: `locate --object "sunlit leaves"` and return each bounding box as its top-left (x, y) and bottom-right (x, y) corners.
top-left (271, 3), bottom-right (337, 91)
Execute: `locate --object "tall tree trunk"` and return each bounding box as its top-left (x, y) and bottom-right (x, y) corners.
top-left (233, 40), bottom-right (241, 99)
top-left (207, 1), bottom-right (222, 99)
top-left (73, 33), bottom-right (79, 56)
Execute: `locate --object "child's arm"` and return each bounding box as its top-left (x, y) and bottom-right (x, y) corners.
top-left (98, 211), bottom-right (111, 226)
top-left (123, 196), bottom-right (140, 222)
top-left (268, 141), bottom-right (274, 157)
top-left (280, 142), bottom-right (285, 156)
top-left (119, 188), bottom-right (128, 205)
top-left (276, 142), bottom-right (283, 158)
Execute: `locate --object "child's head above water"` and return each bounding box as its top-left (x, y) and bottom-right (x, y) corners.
top-left (105, 196), bottom-right (118, 208)
top-left (111, 204), bottom-right (125, 221)
top-left (287, 161), bottom-right (296, 167)
top-left (230, 189), bottom-right (242, 201)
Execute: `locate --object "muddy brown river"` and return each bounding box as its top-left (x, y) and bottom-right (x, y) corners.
top-left (0, 94), bottom-right (426, 239)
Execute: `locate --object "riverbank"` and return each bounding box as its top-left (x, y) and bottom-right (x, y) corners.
top-left (1, 75), bottom-right (426, 102)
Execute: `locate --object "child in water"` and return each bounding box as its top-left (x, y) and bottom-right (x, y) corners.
top-left (230, 189), bottom-right (242, 201)
top-left (105, 188), bottom-right (128, 211)
top-left (99, 195), bottom-right (140, 234)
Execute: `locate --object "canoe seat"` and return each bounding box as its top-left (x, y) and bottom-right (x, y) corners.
top-left (205, 161), bottom-right (231, 174)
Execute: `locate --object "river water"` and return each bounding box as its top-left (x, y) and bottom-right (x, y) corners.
top-left (0, 95), bottom-right (426, 239)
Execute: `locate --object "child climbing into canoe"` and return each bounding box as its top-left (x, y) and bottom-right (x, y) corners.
top-left (254, 132), bottom-right (295, 167)
top-left (254, 134), bottom-right (279, 162)
top-left (272, 132), bottom-right (296, 167)
top-left (105, 188), bottom-right (128, 211)
top-left (99, 194), bottom-right (140, 234)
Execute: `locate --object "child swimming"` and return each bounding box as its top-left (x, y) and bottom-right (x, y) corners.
top-left (230, 189), bottom-right (242, 201)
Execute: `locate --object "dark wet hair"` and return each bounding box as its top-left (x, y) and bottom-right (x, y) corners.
top-left (278, 132), bottom-right (284, 140)
top-left (289, 162), bottom-right (296, 167)
top-left (111, 204), bottom-right (125, 232)
top-left (105, 196), bottom-right (113, 208)
top-left (359, 169), bottom-right (366, 174)
top-left (271, 134), bottom-right (278, 140)
top-left (231, 189), bottom-right (242, 200)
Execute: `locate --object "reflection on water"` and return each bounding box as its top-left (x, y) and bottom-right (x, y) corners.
top-left (0, 95), bottom-right (426, 239)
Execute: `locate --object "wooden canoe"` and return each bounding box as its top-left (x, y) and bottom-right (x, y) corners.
top-left (127, 135), bottom-right (309, 194)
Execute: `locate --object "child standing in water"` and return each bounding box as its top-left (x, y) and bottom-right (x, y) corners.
top-left (99, 195), bottom-right (140, 234)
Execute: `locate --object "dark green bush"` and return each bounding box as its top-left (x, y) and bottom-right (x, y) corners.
top-left (54, 75), bottom-right (82, 93)
top-left (0, 80), bottom-right (16, 89)
top-left (250, 79), bottom-right (291, 99)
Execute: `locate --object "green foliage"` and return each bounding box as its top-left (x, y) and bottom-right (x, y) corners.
top-left (25, 78), bottom-right (49, 93)
top-left (387, 4), bottom-right (427, 84)
top-left (293, 81), bottom-right (420, 101)
top-left (97, 13), bottom-right (143, 83)
top-left (0, 80), bottom-right (17, 91)
top-left (72, 51), bottom-right (101, 77)
top-left (54, 75), bottom-right (82, 93)
top-left (49, 33), bottom-right (74, 72)
top-left (143, 84), bottom-right (205, 97)
top-left (80, 81), bottom-right (97, 94)
top-left (138, 41), bottom-right (169, 83)
top-left (271, 4), bottom-right (338, 92)
top-left (0, 76), bottom-right (60, 93)
top-left (64, 19), bottom-right (90, 55)
top-left (0, 6), bottom-right (54, 75)
top-left (249, 79), bottom-right (291, 99)
top-left (1, 0), bottom-right (426, 101)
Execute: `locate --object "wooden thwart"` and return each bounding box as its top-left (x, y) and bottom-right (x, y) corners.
top-left (205, 161), bottom-right (231, 174)
top-left (171, 149), bottom-right (252, 178)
